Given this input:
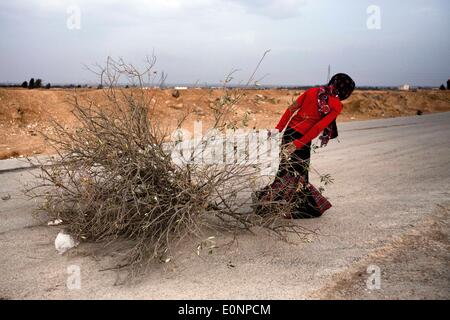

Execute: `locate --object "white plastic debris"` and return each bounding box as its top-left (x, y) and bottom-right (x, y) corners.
top-left (47, 219), bottom-right (63, 226)
top-left (55, 230), bottom-right (79, 254)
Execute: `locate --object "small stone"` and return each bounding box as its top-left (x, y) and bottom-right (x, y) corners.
top-left (171, 90), bottom-right (180, 98)
top-left (48, 219), bottom-right (63, 226)
top-left (171, 103), bottom-right (184, 110)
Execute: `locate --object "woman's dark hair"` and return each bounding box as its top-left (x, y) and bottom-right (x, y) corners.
top-left (328, 73), bottom-right (355, 101)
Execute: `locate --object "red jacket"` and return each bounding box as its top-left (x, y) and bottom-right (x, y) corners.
top-left (275, 87), bottom-right (343, 149)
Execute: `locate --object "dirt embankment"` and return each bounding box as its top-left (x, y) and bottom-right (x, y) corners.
top-left (1, 88), bottom-right (449, 160)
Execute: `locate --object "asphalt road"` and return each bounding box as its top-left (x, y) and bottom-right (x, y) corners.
top-left (1, 112), bottom-right (449, 299)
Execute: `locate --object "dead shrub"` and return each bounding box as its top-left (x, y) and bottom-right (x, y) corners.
top-left (25, 55), bottom-right (314, 274)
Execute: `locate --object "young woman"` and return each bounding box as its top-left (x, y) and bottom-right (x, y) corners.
top-left (276, 73), bottom-right (355, 179)
top-left (256, 73), bottom-right (355, 218)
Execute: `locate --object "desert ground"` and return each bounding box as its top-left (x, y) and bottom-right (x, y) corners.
top-left (0, 88), bottom-right (449, 299)
top-left (1, 87), bottom-right (449, 159)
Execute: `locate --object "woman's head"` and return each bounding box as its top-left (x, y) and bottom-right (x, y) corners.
top-left (328, 73), bottom-right (355, 100)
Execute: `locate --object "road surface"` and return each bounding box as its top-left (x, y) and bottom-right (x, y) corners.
top-left (1, 112), bottom-right (449, 299)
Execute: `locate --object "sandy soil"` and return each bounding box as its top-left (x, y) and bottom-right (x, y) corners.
top-left (1, 88), bottom-right (449, 159)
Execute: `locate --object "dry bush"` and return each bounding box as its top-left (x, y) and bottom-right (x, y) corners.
top-left (25, 55), bottom-right (317, 273)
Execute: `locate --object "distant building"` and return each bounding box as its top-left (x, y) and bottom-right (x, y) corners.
top-left (399, 84), bottom-right (410, 91)
top-left (174, 86), bottom-right (188, 90)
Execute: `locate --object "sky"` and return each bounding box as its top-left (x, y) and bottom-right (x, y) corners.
top-left (0, 0), bottom-right (449, 86)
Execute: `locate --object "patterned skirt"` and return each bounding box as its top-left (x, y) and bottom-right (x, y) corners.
top-left (254, 127), bottom-right (332, 219)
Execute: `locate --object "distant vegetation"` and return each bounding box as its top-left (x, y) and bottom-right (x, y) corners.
top-left (0, 78), bottom-right (97, 89)
top-left (0, 81), bottom-right (97, 89)
top-left (5, 78), bottom-right (50, 89)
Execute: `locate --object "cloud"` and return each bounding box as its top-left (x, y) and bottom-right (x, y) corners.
top-left (230, 0), bottom-right (307, 19)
